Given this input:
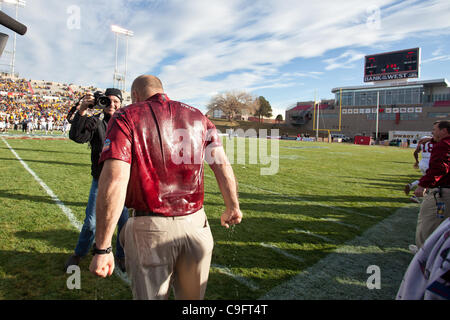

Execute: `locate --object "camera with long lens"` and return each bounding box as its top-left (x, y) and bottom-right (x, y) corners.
top-left (88, 91), bottom-right (111, 109)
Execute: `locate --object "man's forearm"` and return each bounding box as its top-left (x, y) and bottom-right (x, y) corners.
top-left (214, 165), bottom-right (239, 209)
top-left (95, 160), bottom-right (130, 249)
top-left (209, 148), bottom-right (239, 210)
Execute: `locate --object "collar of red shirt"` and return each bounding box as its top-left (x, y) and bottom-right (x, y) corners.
top-left (146, 93), bottom-right (169, 103)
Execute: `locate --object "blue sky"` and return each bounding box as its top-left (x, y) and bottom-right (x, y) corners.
top-left (0, 0), bottom-right (449, 117)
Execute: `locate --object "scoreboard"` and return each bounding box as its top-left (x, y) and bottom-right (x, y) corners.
top-left (364, 48), bottom-right (420, 82)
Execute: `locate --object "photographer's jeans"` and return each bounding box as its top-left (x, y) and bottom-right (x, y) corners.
top-left (74, 179), bottom-right (128, 258)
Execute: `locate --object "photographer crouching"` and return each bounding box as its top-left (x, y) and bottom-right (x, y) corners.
top-left (64, 88), bottom-right (128, 273)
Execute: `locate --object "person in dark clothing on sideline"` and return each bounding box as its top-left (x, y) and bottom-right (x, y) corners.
top-left (64, 88), bottom-right (128, 273)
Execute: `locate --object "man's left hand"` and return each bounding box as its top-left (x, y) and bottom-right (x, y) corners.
top-left (89, 253), bottom-right (115, 278)
top-left (221, 207), bottom-right (243, 229)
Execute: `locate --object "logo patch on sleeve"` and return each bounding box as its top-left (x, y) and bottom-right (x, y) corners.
top-left (102, 139), bottom-right (111, 152)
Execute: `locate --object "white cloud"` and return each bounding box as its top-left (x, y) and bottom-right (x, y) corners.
top-left (1, 0), bottom-right (449, 113)
top-left (432, 47), bottom-right (444, 56)
top-left (422, 55), bottom-right (450, 63)
top-left (324, 51), bottom-right (366, 71)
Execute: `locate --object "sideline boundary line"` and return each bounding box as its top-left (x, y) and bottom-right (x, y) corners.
top-left (2, 137), bottom-right (82, 231)
top-left (1, 137), bottom-right (130, 286)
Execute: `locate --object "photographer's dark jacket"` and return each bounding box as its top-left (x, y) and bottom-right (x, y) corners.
top-left (69, 112), bottom-right (111, 180)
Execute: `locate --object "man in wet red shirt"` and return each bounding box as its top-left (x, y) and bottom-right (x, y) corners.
top-left (414, 120), bottom-right (450, 248)
top-left (89, 75), bottom-right (242, 299)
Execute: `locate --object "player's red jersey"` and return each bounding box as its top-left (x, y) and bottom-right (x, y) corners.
top-left (99, 93), bottom-right (222, 216)
top-left (419, 136), bottom-right (450, 188)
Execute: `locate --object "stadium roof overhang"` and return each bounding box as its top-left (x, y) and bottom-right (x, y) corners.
top-left (331, 78), bottom-right (449, 93)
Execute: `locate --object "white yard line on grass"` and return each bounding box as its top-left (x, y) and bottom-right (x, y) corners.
top-left (294, 229), bottom-right (335, 243)
top-left (1, 137), bottom-right (130, 286)
top-left (260, 243), bottom-right (304, 262)
top-left (211, 264), bottom-right (260, 291)
top-left (318, 218), bottom-right (360, 230)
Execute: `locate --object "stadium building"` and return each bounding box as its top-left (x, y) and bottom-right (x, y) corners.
top-left (286, 48), bottom-right (450, 141)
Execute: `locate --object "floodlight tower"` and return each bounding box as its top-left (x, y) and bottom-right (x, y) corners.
top-left (111, 25), bottom-right (133, 91)
top-left (0, 0), bottom-right (26, 77)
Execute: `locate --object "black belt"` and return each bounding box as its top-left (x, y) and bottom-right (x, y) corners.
top-left (133, 210), bottom-right (165, 217)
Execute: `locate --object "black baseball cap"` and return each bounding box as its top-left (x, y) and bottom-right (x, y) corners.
top-left (105, 88), bottom-right (123, 102)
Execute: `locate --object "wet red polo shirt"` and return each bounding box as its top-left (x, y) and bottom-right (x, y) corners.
top-left (99, 93), bottom-right (222, 216)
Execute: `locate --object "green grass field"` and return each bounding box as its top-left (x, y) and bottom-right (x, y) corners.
top-left (0, 133), bottom-right (421, 300)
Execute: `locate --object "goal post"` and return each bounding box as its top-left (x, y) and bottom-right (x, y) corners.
top-left (313, 88), bottom-right (343, 137)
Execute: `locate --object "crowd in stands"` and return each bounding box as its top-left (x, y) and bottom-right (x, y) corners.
top-left (0, 76), bottom-right (101, 134)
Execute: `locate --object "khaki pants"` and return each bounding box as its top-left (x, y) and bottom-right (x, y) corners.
top-left (120, 208), bottom-right (214, 300)
top-left (416, 188), bottom-right (450, 248)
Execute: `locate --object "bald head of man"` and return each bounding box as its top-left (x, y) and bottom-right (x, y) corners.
top-left (131, 75), bottom-right (164, 103)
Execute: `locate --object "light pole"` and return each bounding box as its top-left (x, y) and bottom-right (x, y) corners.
top-left (111, 25), bottom-right (133, 91)
top-left (0, 0), bottom-right (26, 77)
top-left (315, 90), bottom-right (320, 141)
top-left (375, 91), bottom-right (380, 142)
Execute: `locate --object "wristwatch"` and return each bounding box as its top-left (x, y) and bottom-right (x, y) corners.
top-left (92, 243), bottom-right (112, 255)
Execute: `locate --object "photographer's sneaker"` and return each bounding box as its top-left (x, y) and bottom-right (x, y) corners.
top-left (63, 254), bottom-right (81, 272)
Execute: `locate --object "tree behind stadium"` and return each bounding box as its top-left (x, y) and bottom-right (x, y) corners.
top-left (207, 91), bottom-right (256, 121)
top-left (254, 96), bottom-right (273, 123)
top-left (275, 114), bottom-right (283, 124)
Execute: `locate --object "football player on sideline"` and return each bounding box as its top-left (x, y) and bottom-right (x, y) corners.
top-left (404, 136), bottom-right (434, 203)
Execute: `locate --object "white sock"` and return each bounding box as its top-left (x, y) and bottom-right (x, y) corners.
top-left (410, 180), bottom-right (419, 188)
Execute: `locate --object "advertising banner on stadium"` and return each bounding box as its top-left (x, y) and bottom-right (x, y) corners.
top-left (364, 48), bottom-right (420, 83)
top-left (364, 72), bottom-right (418, 82)
top-left (388, 131), bottom-right (431, 141)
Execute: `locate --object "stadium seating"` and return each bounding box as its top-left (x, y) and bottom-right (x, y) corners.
top-left (0, 75), bottom-right (100, 132)
top-left (0, 75), bottom-right (130, 133)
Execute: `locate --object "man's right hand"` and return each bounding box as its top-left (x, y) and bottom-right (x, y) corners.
top-left (89, 252), bottom-right (115, 278)
top-left (221, 207), bottom-right (243, 229)
top-left (78, 93), bottom-right (95, 115)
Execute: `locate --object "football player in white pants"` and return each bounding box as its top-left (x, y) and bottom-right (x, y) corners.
top-left (404, 136), bottom-right (433, 203)
top-left (404, 136), bottom-right (434, 254)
